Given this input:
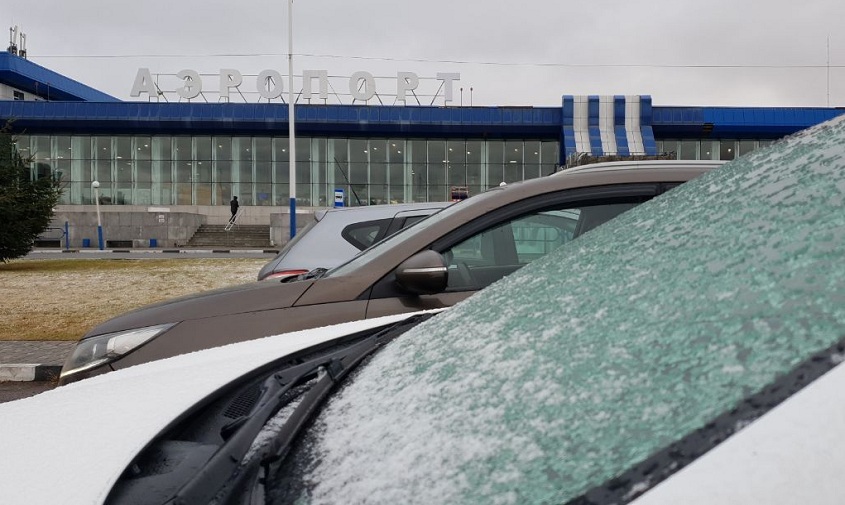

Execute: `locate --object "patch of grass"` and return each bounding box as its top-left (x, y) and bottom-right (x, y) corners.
top-left (0, 258), bottom-right (268, 341)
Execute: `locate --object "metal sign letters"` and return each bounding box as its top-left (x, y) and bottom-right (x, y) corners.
top-left (130, 68), bottom-right (461, 105)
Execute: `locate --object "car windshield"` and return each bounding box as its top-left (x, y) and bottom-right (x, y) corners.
top-left (324, 189), bottom-right (505, 278)
top-left (271, 117), bottom-right (845, 503)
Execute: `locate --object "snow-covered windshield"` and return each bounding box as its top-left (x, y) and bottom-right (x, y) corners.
top-left (275, 115), bottom-right (845, 504)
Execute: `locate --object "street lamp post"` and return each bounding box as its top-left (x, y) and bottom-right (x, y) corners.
top-left (92, 180), bottom-right (104, 250)
top-left (287, 0), bottom-right (297, 240)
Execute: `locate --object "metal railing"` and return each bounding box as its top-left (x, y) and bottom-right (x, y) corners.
top-left (225, 209), bottom-right (243, 231)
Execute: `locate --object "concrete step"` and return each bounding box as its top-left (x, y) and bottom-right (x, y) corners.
top-left (187, 224), bottom-right (272, 248)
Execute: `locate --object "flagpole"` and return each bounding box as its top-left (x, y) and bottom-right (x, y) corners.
top-left (288, 0), bottom-right (297, 239)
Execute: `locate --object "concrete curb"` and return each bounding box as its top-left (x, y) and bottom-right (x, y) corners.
top-left (0, 342), bottom-right (75, 383)
top-left (0, 364), bottom-right (62, 382)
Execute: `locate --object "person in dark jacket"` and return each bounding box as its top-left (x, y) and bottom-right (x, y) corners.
top-left (229, 196), bottom-right (239, 223)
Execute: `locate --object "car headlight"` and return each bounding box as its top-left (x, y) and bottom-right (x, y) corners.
top-left (60, 323), bottom-right (176, 380)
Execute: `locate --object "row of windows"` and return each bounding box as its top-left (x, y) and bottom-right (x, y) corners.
top-left (15, 135), bottom-right (559, 207)
top-left (657, 139), bottom-right (775, 161)
top-left (14, 134), bottom-right (779, 207)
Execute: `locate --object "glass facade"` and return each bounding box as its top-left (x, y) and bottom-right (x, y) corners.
top-left (13, 135), bottom-right (559, 207)
top-left (656, 139), bottom-right (775, 162)
top-left (14, 133), bottom-right (778, 208)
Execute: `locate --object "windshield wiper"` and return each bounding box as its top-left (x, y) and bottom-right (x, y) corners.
top-left (281, 267), bottom-right (329, 283)
top-left (168, 313), bottom-right (434, 505)
top-left (301, 267), bottom-right (328, 280)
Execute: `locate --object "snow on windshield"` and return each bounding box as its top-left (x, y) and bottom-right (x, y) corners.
top-left (279, 115), bottom-right (845, 504)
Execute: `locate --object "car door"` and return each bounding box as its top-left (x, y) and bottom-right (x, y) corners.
top-left (365, 184), bottom-right (664, 318)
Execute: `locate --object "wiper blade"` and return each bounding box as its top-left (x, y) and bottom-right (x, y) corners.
top-left (283, 267), bottom-right (328, 283)
top-left (171, 312), bottom-right (435, 505)
top-left (170, 364), bottom-right (320, 504)
top-left (302, 267), bottom-right (329, 280)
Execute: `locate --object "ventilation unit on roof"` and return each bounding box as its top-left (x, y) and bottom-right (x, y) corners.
top-left (7, 26), bottom-right (18, 55)
top-left (7, 26), bottom-right (26, 59)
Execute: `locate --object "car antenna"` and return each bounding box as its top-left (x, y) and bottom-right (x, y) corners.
top-left (334, 157), bottom-right (363, 206)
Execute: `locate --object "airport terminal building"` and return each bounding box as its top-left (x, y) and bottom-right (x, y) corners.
top-left (2, 50), bottom-right (843, 247)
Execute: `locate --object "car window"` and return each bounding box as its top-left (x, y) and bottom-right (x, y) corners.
top-left (341, 218), bottom-right (391, 250)
top-left (512, 209), bottom-right (579, 263)
top-left (444, 203), bottom-right (636, 290)
top-left (271, 219), bottom-right (317, 256)
top-left (400, 214), bottom-right (428, 227)
top-left (326, 187), bottom-right (508, 278)
top-left (383, 210), bottom-right (444, 238)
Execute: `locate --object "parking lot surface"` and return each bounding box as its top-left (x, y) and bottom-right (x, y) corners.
top-left (0, 381), bottom-right (56, 403)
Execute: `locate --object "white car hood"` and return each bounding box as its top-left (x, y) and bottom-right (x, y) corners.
top-left (632, 360), bottom-right (845, 505)
top-left (0, 311), bottom-right (436, 505)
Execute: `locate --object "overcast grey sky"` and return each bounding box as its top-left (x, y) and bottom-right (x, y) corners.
top-left (3, 0), bottom-right (844, 107)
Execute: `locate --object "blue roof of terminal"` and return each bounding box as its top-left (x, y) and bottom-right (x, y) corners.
top-left (0, 52), bottom-right (119, 102)
top-left (0, 52), bottom-right (842, 139)
top-left (651, 106), bottom-right (844, 138)
top-left (0, 101), bottom-right (563, 137)
top-left (1, 100), bottom-right (841, 141)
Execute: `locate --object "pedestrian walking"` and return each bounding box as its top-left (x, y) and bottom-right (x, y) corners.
top-left (230, 196), bottom-right (239, 223)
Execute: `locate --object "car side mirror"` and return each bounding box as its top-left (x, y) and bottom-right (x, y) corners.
top-left (395, 250), bottom-right (448, 295)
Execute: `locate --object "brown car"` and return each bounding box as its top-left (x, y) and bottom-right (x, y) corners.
top-left (59, 160), bottom-right (724, 384)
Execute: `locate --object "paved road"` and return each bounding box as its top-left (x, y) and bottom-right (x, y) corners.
top-left (0, 381), bottom-right (56, 404)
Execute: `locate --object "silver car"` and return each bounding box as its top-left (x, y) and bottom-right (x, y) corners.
top-left (258, 202), bottom-right (452, 280)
